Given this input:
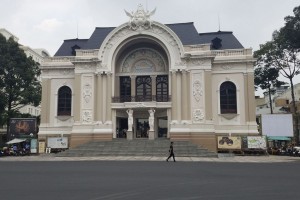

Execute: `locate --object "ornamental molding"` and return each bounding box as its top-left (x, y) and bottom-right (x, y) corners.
top-left (192, 80), bottom-right (203, 102)
top-left (98, 20), bottom-right (184, 64)
top-left (121, 48), bottom-right (167, 73)
top-left (83, 83), bottom-right (92, 103)
top-left (82, 110), bottom-right (93, 123)
top-left (193, 109), bottom-right (204, 122)
top-left (125, 4), bottom-right (156, 31)
top-left (42, 69), bottom-right (74, 77)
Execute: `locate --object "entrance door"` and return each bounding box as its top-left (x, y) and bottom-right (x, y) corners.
top-left (136, 118), bottom-right (149, 138)
top-left (158, 117), bottom-right (168, 138)
top-left (117, 117), bottom-right (128, 138)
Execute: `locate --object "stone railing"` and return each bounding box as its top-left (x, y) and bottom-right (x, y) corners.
top-left (43, 57), bottom-right (76, 63)
top-left (112, 95), bottom-right (171, 103)
top-left (211, 49), bottom-right (252, 56)
top-left (76, 49), bottom-right (99, 57)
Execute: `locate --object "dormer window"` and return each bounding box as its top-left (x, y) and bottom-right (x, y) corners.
top-left (211, 37), bottom-right (222, 49)
top-left (71, 45), bottom-right (80, 56)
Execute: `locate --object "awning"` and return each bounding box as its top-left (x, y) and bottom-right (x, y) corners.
top-left (6, 138), bottom-right (27, 144)
top-left (267, 136), bottom-right (291, 141)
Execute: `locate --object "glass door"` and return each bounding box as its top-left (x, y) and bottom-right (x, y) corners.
top-left (136, 118), bottom-right (149, 138)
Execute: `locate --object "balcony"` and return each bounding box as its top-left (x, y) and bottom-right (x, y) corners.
top-left (112, 95), bottom-right (171, 103)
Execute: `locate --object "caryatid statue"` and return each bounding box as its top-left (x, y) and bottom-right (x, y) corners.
top-left (126, 109), bottom-right (133, 131)
top-left (148, 109), bottom-right (155, 131)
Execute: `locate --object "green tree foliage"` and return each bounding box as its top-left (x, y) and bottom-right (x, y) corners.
top-left (254, 66), bottom-right (285, 114)
top-left (0, 33), bottom-right (41, 127)
top-left (254, 5), bottom-right (300, 144)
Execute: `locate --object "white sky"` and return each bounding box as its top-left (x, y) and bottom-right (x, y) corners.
top-left (0, 0), bottom-right (299, 95)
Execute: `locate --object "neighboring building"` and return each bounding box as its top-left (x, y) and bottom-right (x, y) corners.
top-left (0, 28), bottom-right (50, 117)
top-left (256, 83), bottom-right (300, 115)
top-left (39, 5), bottom-right (258, 152)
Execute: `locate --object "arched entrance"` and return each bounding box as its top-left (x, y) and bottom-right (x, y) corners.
top-left (112, 38), bottom-right (171, 139)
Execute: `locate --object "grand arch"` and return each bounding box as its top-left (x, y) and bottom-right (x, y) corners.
top-left (97, 21), bottom-right (185, 73)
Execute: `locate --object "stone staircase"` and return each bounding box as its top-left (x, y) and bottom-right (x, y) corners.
top-left (57, 139), bottom-right (218, 157)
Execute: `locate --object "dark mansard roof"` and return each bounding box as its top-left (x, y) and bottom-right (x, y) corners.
top-left (54, 22), bottom-right (243, 56)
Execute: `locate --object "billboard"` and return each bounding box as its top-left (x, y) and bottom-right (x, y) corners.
top-left (217, 136), bottom-right (242, 150)
top-left (47, 137), bottom-right (68, 149)
top-left (246, 136), bottom-right (267, 149)
top-left (9, 118), bottom-right (37, 139)
top-left (261, 114), bottom-right (293, 136)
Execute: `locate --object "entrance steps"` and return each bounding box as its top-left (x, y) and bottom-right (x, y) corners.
top-left (57, 139), bottom-right (218, 157)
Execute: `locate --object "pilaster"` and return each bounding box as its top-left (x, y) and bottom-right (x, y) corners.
top-left (106, 73), bottom-right (112, 123)
top-left (171, 71), bottom-right (177, 122)
top-left (96, 73), bottom-right (103, 122)
top-left (181, 70), bottom-right (188, 120)
top-left (73, 74), bottom-right (81, 122)
top-left (41, 78), bottom-right (51, 124)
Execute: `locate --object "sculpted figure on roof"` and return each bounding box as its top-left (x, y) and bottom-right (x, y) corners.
top-left (125, 4), bottom-right (156, 31)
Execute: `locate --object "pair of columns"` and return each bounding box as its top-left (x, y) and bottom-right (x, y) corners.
top-left (171, 70), bottom-right (191, 123)
top-left (95, 72), bottom-right (112, 123)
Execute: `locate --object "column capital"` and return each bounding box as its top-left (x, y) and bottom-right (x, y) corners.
top-left (130, 75), bottom-right (136, 79)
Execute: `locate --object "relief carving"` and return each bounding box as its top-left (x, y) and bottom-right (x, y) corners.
top-left (82, 110), bottom-right (92, 123)
top-left (83, 83), bottom-right (92, 103)
top-left (125, 4), bottom-right (156, 31)
top-left (193, 109), bottom-right (204, 122)
top-left (121, 48), bottom-right (166, 73)
top-left (193, 80), bottom-right (203, 102)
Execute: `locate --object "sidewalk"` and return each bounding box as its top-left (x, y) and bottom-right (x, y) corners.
top-left (1, 154), bottom-right (300, 162)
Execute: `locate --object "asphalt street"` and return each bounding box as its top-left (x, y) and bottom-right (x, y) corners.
top-left (0, 160), bottom-right (299, 200)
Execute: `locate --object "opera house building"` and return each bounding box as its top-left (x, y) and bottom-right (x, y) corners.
top-left (38, 5), bottom-right (258, 152)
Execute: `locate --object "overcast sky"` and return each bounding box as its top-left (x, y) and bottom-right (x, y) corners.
top-left (1, 0), bottom-right (299, 95)
top-left (1, 0), bottom-right (298, 56)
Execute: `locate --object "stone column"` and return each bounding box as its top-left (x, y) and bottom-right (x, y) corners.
top-left (102, 73), bottom-right (107, 122)
top-left (187, 71), bottom-right (191, 120)
top-left (181, 70), bottom-right (188, 121)
top-left (96, 73), bottom-right (103, 123)
top-left (130, 75), bottom-right (136, 101)
top-left (106, 73), bottom-right (112, 123)
top-left (151, 75), bottom-right (157, 100)
top-left (176, 70), bottom-right (182, 122)
top-left (171, 71), bottom-right (177, 122)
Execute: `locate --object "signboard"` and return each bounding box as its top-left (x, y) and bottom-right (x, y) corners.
top-left (47, 137), bottom-right (68, 149)
top-left (39, 142), bottom-right (45, 153)
top-left (217, 136), bottom-right (242, 150)
top-left (30, 139), bottom-right (38, 153)
top-left (261, 114), bottom-right (293, 136)
top-left (9, 118), bottom-right (37, 139)
top-left (247, 136), bottom-right (267, 149)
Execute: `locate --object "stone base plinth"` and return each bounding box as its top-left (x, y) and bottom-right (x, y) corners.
top-left (148, 130), bottom-right (155, 140)
top-left (127, 131), bottom-right (133, 140)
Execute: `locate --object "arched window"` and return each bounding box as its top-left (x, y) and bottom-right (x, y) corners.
top-left (57, 86), bottom-right (72, 116)
top-left (220, 81), bottom-right (237, 114)
top-left (136, 76), bottom-right (152, 102)
top-left (156, 75), bottom-right (168, 102)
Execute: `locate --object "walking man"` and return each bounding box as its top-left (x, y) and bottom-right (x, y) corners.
top-left (166, 142), bottom-right (176, 162)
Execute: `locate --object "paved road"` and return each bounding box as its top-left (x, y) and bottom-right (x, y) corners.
top-left (0, 157), bottom-right (299, 200)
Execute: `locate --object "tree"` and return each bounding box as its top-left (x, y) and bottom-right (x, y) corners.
top-left (254, 65), bottom-right (285, 114)
top-left (254, 5), bottom-right (300, 144)
top-left (0, 33), bottom-right (41, 133)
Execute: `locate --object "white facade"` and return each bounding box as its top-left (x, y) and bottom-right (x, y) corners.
top-left (39, 6), bottom-right (258, 151)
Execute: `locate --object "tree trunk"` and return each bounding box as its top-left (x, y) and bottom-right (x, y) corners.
top-left (268, 87), bottom-right (273, 114)
top-left (289, 78), bottom-right (299, 145)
